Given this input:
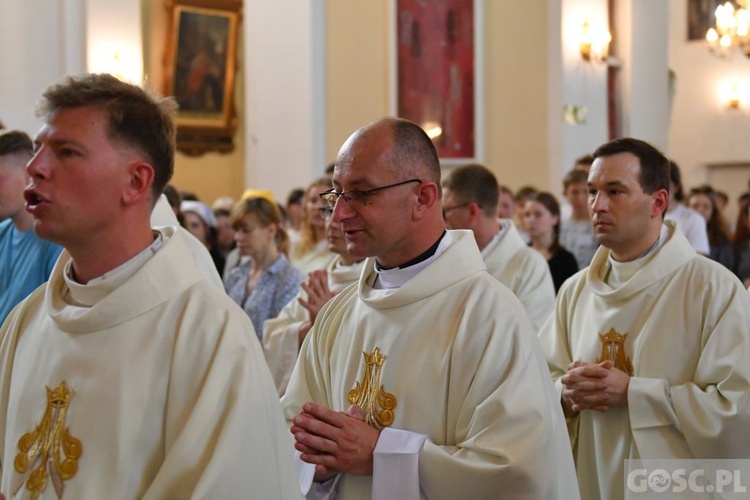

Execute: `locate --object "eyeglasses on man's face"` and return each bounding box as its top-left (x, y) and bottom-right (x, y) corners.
top-left (442, 203), bottom-right (473, 219)
top-left (318, 178), bottom-right (422, 210)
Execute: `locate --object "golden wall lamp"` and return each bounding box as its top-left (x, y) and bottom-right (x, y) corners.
top-left (580, 19), bottom-right (612, 64)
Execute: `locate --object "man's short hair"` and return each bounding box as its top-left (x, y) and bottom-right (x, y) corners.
top-left (387, 118), bottom-right (442, 197)
top-left (592, 138), bottom-right (670, 195)
top-left (442, 163), bottom-right (498, 217)
top-left (563, 169), bottom-right (589, 190)
top-left (0, 130), bottom-right (33, 158)
top-left (36, 73), bottom-right (177, 200)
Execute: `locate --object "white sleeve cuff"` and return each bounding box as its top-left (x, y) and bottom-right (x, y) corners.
top-left (628, 376), bottom-right (680, 430)
top-left (372, 427), bottom-right (428, 500)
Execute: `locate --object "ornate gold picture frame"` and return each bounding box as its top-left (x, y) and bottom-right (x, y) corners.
top-left (163, 0), bottom-right (241, 155)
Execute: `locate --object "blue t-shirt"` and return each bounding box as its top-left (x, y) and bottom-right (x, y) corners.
top-left (0, 219), bottom-right (63, 325)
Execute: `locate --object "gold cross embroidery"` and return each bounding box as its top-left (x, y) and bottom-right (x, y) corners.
top-left (13, 381), bottom-right (82, 499)
top-left (348, 347), bottom-right (397, 430)
top-left (596, 328), bottom-right (634, 376)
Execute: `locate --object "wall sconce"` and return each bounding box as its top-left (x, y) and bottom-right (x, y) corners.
top-left (421, 121), bottom-right (443, 140)
top-left (89, 45), bottom-right (143, 84)
top-left (718, 81), bottom-right (749, 109)
top-left (580, 19), bottom-right (612, 64)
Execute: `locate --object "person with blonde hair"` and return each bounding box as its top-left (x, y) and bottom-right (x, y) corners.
top-left (225, 197), bottom-right (304, 340)
top-left (264, 205), bottom-right (365, 395)
top-left (290, 177), bottom-right (336, 273)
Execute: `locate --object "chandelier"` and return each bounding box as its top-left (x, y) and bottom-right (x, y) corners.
top-left (706, 1), bottom-right (750, 58)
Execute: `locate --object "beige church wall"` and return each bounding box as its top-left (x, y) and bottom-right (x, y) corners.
top-left (668, 0), bottom-right (750, 225)
top-left (325, 1), bottom-right (390, 163)
top-left (141, 0), bottom-right (246, 205)
top-left (325, 0), bottom-right (558, 193)
top-left (483, 0), bottom-right (559, 193)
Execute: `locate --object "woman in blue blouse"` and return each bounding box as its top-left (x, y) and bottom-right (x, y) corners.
top-left (224, 197), bottom-right (304, 340)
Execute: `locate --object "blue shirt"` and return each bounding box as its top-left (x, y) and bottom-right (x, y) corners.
top-left (0, 219), bottom-right (63, 325)
top-left (224, 254), bottom-right (304, 340)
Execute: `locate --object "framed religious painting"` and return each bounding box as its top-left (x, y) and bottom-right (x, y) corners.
top-left (391, 0), bottom-right (483, 163)
top-left (686, 0), bottom-right (723, 40)
top-left (163, 0), bottom-right (242, 155)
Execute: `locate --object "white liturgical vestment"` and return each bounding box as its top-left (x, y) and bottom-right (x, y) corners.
top-left (263, 255), bottom-right (364, 395)
top-left (538, 221), bottom-right (750, 500)
top-left (150, 194), bottom-right (223, 288)
top-left (482, 220), bottom-right (555, 331)
top-left (291, 241), bottom-right (337, 276)
top-left (0, 227), bottom-right (299, 499)
top-left (282, 230), bottom-right (579, 499)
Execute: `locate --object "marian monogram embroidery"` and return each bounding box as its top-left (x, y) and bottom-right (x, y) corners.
top-left (348, 347), bottom-right (397, 430)
top-left (596, 328), bottom-right (634, 376)
top-left (13, 381), bottom-right (82, 499)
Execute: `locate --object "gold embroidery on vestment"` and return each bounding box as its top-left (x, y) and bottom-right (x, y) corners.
top-left (13, 381), bottom-right (82, 499)
top-left (596, 328), bottom-right (634, 375)
top-left (348, 347), bottom-right (397, 429)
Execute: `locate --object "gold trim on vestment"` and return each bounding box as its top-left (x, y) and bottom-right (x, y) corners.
top-left (13, 381), bottom-right (82, 499)
top-left (348, 347), bottom-right (397, 430)
top-left (596, 328), bottom-right (634, 376)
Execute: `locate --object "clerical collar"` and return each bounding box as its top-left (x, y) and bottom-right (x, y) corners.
top-left (374, 230), bottom-right (447, 271)
top-left (480, 222), bottom-right (508, 259)
top-left (602, 225), bottom-right (668, 286)
top-left (373, 231), bottom-right (453, 289)
top-left (63, 230), bottom-right (166, 306)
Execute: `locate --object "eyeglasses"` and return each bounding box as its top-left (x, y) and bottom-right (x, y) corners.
top-left (319, 178), bottom-right (422, 210)
top-left (442, 203), bottom-right (470, 219)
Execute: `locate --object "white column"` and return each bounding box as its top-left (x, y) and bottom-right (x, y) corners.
top-left (243, 0), bottom-right (327, 201)
top-left (615, 0), bottom-right (670, 149)
top-left (0, 0), bottom-right (70, 135)
top-left (62, 0), bottom-right (87, 76)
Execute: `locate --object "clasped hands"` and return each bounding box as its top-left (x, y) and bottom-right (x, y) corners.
top-left (560, 360), bottom-right (630, 417)
top-left (291, 402), bottom-right (381, 482)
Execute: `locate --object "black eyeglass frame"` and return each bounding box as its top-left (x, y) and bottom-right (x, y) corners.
top-left (441, 202), bottom-right (483, 219)
top-left (318, 178), bottom-right (422, 209)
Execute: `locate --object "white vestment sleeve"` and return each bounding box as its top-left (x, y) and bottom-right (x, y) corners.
top-left (372, 428), bottom-right (428, 500)
top-left (264, 314), bottom-right (306, 395)
top-left (628, 377), bottom-right (681, 430)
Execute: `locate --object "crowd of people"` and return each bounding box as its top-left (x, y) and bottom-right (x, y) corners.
top-left (0, 73), bottom-right (748, 499)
